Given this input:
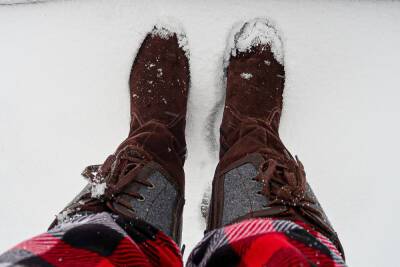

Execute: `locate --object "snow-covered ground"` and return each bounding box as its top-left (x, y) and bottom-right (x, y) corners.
top-left (1, 0), bottom-right (399, 265)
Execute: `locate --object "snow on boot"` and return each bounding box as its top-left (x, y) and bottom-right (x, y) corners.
top-left (206, 18), bottom-right (344, 257)
top-left (49, 23), bottom-right (190, 245)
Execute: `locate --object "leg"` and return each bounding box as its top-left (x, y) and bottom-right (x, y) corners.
top-left (0, 22), bottom-right (189, 267)
top-left (1, 212), bottom-right (181, 267)
top-left (194, 18), bottom-right (345, 266)
top-left (187, 218), bottom-right (345, 267)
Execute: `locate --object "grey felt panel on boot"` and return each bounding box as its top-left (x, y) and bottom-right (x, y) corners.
top-left (130, 171), bottom-right (177, 237)
top-left (222, 163), bottom-right (334, 230)
top-left (304, 183), bottom-right (333, 228)
top-left (222, 163), bottom-right (266, 225)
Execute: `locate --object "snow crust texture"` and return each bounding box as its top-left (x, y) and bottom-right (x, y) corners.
top-left (0, 0), bottom-right (45, 4)
top-left (90, 182), bottom-right (106, 198)
top-left (151, 18), bottom-right (190, 57)
top-left (225, 18), bottom-right (284, 67)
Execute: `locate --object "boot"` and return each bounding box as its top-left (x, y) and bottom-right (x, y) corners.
top-left (206, 18), bottom-right (344, 257)
top-left (50, 24), bottom-right (190, 245)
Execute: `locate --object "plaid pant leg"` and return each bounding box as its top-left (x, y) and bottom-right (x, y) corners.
top-left (187, 218), bottom-right (346, 267)
top-left (0, 212), bottom-right (183, 267)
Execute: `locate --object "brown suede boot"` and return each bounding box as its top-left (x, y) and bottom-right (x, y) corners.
top-left (50, 24), bottom-right (189, 245)
top-left (207, 19), bottom-right (344, 257)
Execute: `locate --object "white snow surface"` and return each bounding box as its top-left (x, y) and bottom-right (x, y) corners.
top-left (1, 0), bottom-right (400, 266)
top-left (152, 18), bottom-right (190, 57)
top-left (240, 73), bottom-right (253, 80)
top-left (0, 0), bottom-right (44, 4)
top-left (226, 18), bottom-right (284, 65)
top-left (90, 182), bottom-right (106, 198)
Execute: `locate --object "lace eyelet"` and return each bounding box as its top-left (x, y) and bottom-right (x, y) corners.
top-left (147, 182), bottom-right (155, 189)
top-left (138, 195), bottom-right (145, 202)
top-left (261, 162), bottom-right (269, 172)
top-left (256, 191), bottom-right (262, 195)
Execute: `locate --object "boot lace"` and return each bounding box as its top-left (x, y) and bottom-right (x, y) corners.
top-left (255, 154), bottom-right (321, 218)
top-left (81, 145), bottom-right (153, 211)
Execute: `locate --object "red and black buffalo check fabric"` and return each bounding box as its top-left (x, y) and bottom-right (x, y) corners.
top-left (0, 212), bottom-right (346, 267)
